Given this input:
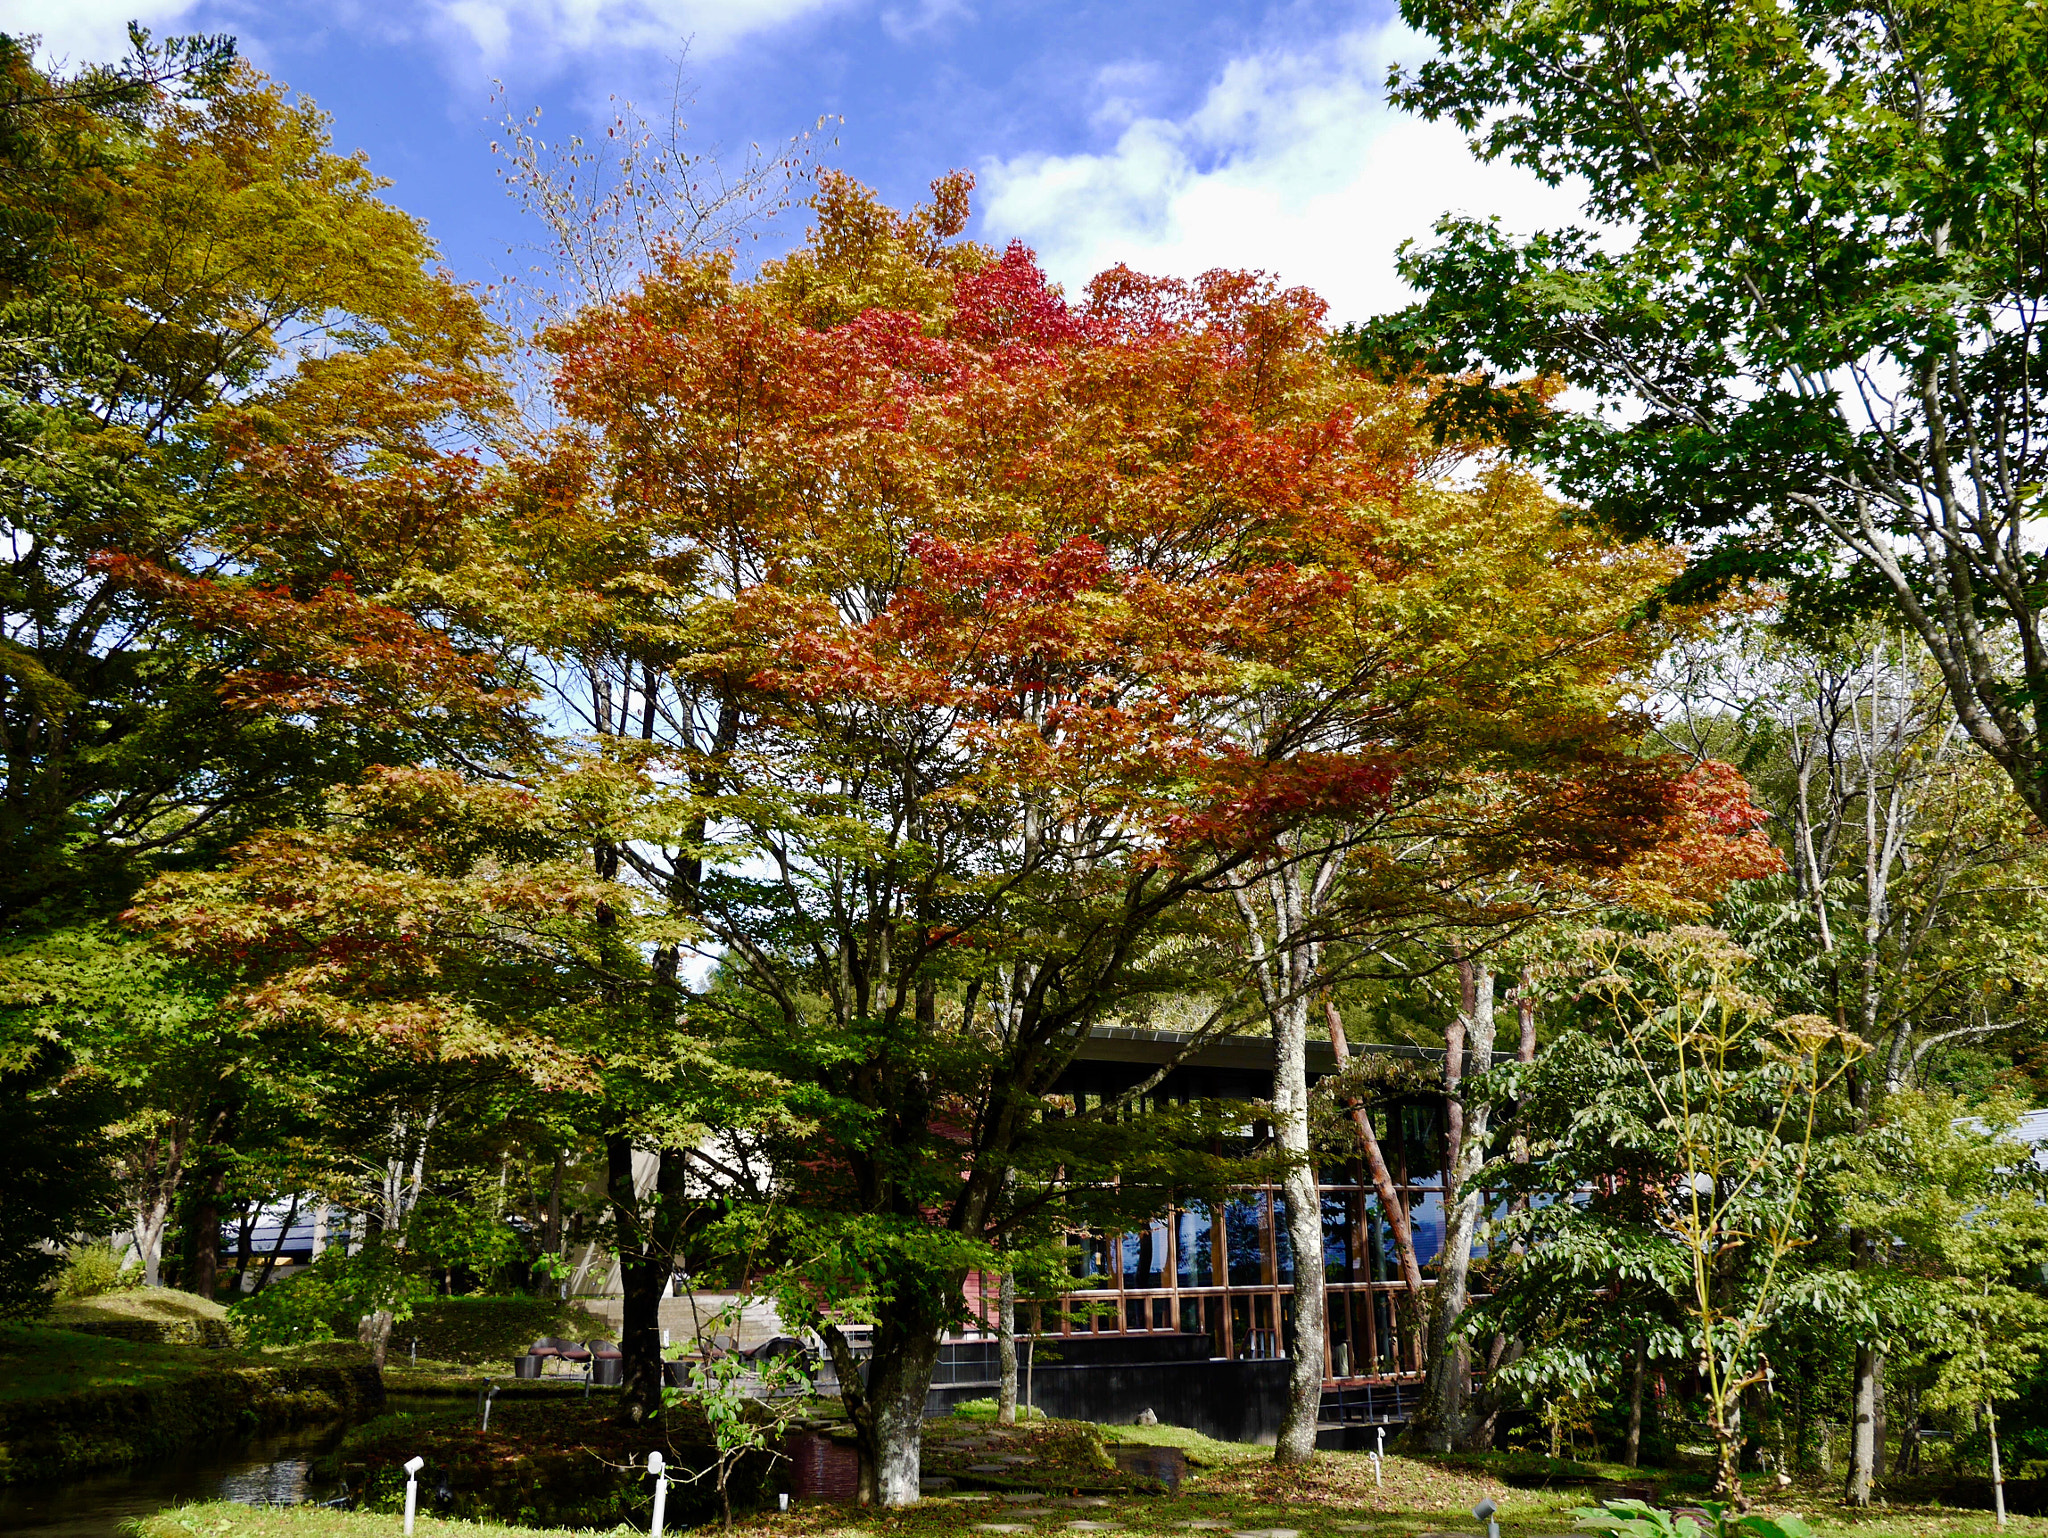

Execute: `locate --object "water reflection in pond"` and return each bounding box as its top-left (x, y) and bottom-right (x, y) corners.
top-left (0, 1421), bottom-right (349, 1538)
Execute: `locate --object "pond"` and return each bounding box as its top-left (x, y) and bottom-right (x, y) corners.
top-left (0, 1420), bottom-right (351, 1538)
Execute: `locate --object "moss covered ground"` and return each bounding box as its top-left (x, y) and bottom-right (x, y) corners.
top-left (0, 1321), bottom-right (382, 1482)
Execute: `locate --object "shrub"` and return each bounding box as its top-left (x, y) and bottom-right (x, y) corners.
top-left (232, 1238), bottom-right (429, 1348)
top-left (52, 1240), bottom-right (139, 1300)
top-left (394, 1295), bottom-right (607, 1367)
top-left (947, 1397), bottom-right (1045, 1421)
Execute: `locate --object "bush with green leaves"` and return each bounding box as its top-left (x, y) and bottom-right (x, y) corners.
top-left (52, 1241), bottom-right (139, 1301)
top-left (405, 1194), bottom-right (522, 1285)
top-left (396, 1295), bottom-right (606, 1367)
top-left (231, 1238), bottom-right (429, 1348)
top-left (1576, 1501), bottom-right (1815, 1538)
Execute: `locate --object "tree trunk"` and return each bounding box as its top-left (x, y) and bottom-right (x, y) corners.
top-left (1413, 952), bottom-right (1496, 1454)
top-left (1626, 1337), bottom-right (1646, 1468)
top-left (544, 1149), bottom-right (565, 1262)
top-left (229, 1200), bottom-right (256, 1295)
top-left (1324, 999), bottom-right (1425, 1365)
top-left (252, 1195), bottom-right (299, 1295)
top-left (827, 1314), bottom-right (944, 1506)
top-left (1273, 986), bottom-right (1324, 1466)
top-left (1891, 1389), bottom-right (1920, 1478)
top-left (609, 1134), bottom-right (668, 1424)
top-left (358, 1307), bottom-right (394, 1368)
top-left (134, 1190), bottom-right (173, 1289)
top-left (190, 1162), bottom-right (227, 1302)
top-left (1845, 1342), bottom-right (1884, 1505)
top-left (997, 1267), bottom-right (1018, 1425)
top-left (130, 1121), bottom-right (188, 1289)
top-left (1987, 1400), bottom-right (2007, 1528)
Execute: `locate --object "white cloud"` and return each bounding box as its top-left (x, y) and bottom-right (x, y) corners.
top-left (979, 20), bottom-right (1586, 325)
top-left (423, 0), bottom-right (851, 75)
top-left (1, 0), bottom-right (849, 86)
top-left (0, 0), bottom-right (207, 67)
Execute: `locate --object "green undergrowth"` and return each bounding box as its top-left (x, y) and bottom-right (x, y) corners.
top-left (0, 1323), bottom-right (381, 1482)
top-left (1098, 1420), bottom-right (1261, 1469)
top-left (139, 1507), bottom-right (608, 1538)
top-left (39, 1287), bottom-right (238, 1348)
top-left (140, 1452), bottom-right (2048, 1538)
top-left (391, 1298), bottom-right (608, 1370)
top-left (319, 1394), bottom-right (778, 1529)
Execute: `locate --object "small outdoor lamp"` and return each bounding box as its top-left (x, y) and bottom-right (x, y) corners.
top-left (1474, 1497), bottom-right (1500, 1538)
top-left (402, 1456), bottom-right (426, 1536)
top-left (481, 1379), bottom-right (500, 1432)
top-left (648, 1450), bottom-right (670, 1538)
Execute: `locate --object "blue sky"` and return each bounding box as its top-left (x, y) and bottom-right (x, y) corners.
top-left (13, 0), bottom-right (1578, 324)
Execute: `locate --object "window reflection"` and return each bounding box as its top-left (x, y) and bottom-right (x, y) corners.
top-left (1176, 1201), bottom-right (1216, 1287)
top-left (1321, 1191), bottom-right (1352, 1281)
top-left (1122, 1219), bottom-right (1166, 1289)
top-left (1407, 1188), bottom-right (1444, 1268)
top-left (1225, 1195), bottom-right (1267, 1285)
top-left (1273, 1192), bottom-right (1295, 1286)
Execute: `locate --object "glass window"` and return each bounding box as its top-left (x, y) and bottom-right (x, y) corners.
top-left (1273, 1192), bottom-right (1295, 1285)
top-left (1407, 1188), bottom-right (1444, 1268)
top-left (1225, 1194), bottom-right (1268, 1285)
top-left (1179, 1297), bottom-right (1201, 1336)
top-left (1126, 1297), bottom-right (1146, 1331)
top-left (1401, 1102), bottom-right (1443, 1184)
top-left (1321, 1190), bottom-right (1353, 1281)
top-left (1122, 1218), bottom-right (1166, 1289)
top-left (1151, 1296), bottom-right (1172, 1330)
top-left (1176, 1201), bottom-right (1217, 1287)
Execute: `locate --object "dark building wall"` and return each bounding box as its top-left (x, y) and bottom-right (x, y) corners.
top-left (925, 1357), bottom-right (1293, 1445)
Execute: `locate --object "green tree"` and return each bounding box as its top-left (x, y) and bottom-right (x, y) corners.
top-left (0, 1038), bottom-right (114, 1317)
top-left (1358, 0), bottom-right (2048, 831)
top-left (1472, 927), bottom-right (1863, 1502)
top-left (1839, 1093), bottom-right (2048, 1523)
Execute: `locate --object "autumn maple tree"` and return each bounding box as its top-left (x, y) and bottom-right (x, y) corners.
top-left (0, 32), bottom-right (533, 1296)
top-left (470, 169), bottom-right (1763, 1496)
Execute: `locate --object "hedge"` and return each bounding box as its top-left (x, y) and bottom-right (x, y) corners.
top-left (391, 1297), bottom-right (606, 1368)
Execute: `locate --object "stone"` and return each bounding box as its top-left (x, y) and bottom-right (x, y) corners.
top-left (999, 1492), bottom-right (1049, 1503)
top-left (976, 1526), bottom-right (1031, 1533)
top-left (1179, 1523), bottom-right (1233, 1531)
top-left (1057, 1498), bottom-right (1112, 1508)
top-left (1066, 1523), bottom-right (1121, 1531)
top-left (1229, 1529), bottom-right (1301, 1538)
top-left (1135, 1408), bottom-right (1159, 1426)
top-left (969, 1464), bottom-right (1012, 1474)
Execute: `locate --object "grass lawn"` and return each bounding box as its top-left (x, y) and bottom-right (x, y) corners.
top-left (41, 1286), bottom-right (231, 1330)
top-left (0, 1312), bottom-right (376, 1407)
top-left (0, 1321), bottom-right (258, 1405)
top-left (135, 1431), bottom-right (2048, 1538)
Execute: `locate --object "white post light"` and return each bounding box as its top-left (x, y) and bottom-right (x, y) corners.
top-left (403, 1455), bottom-right (426, 1536)
top-left (1474, 1497), bottom-right (1500, 1538)
top-left (648, 1450), bottom-right (669, 1538)
top-left (481, 1381), bottom-right (499, 1432)
top-left (1370, 1451), bottom-right (1382, 1488)
top-left (780, 1493), bottom-right (791, 1514)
